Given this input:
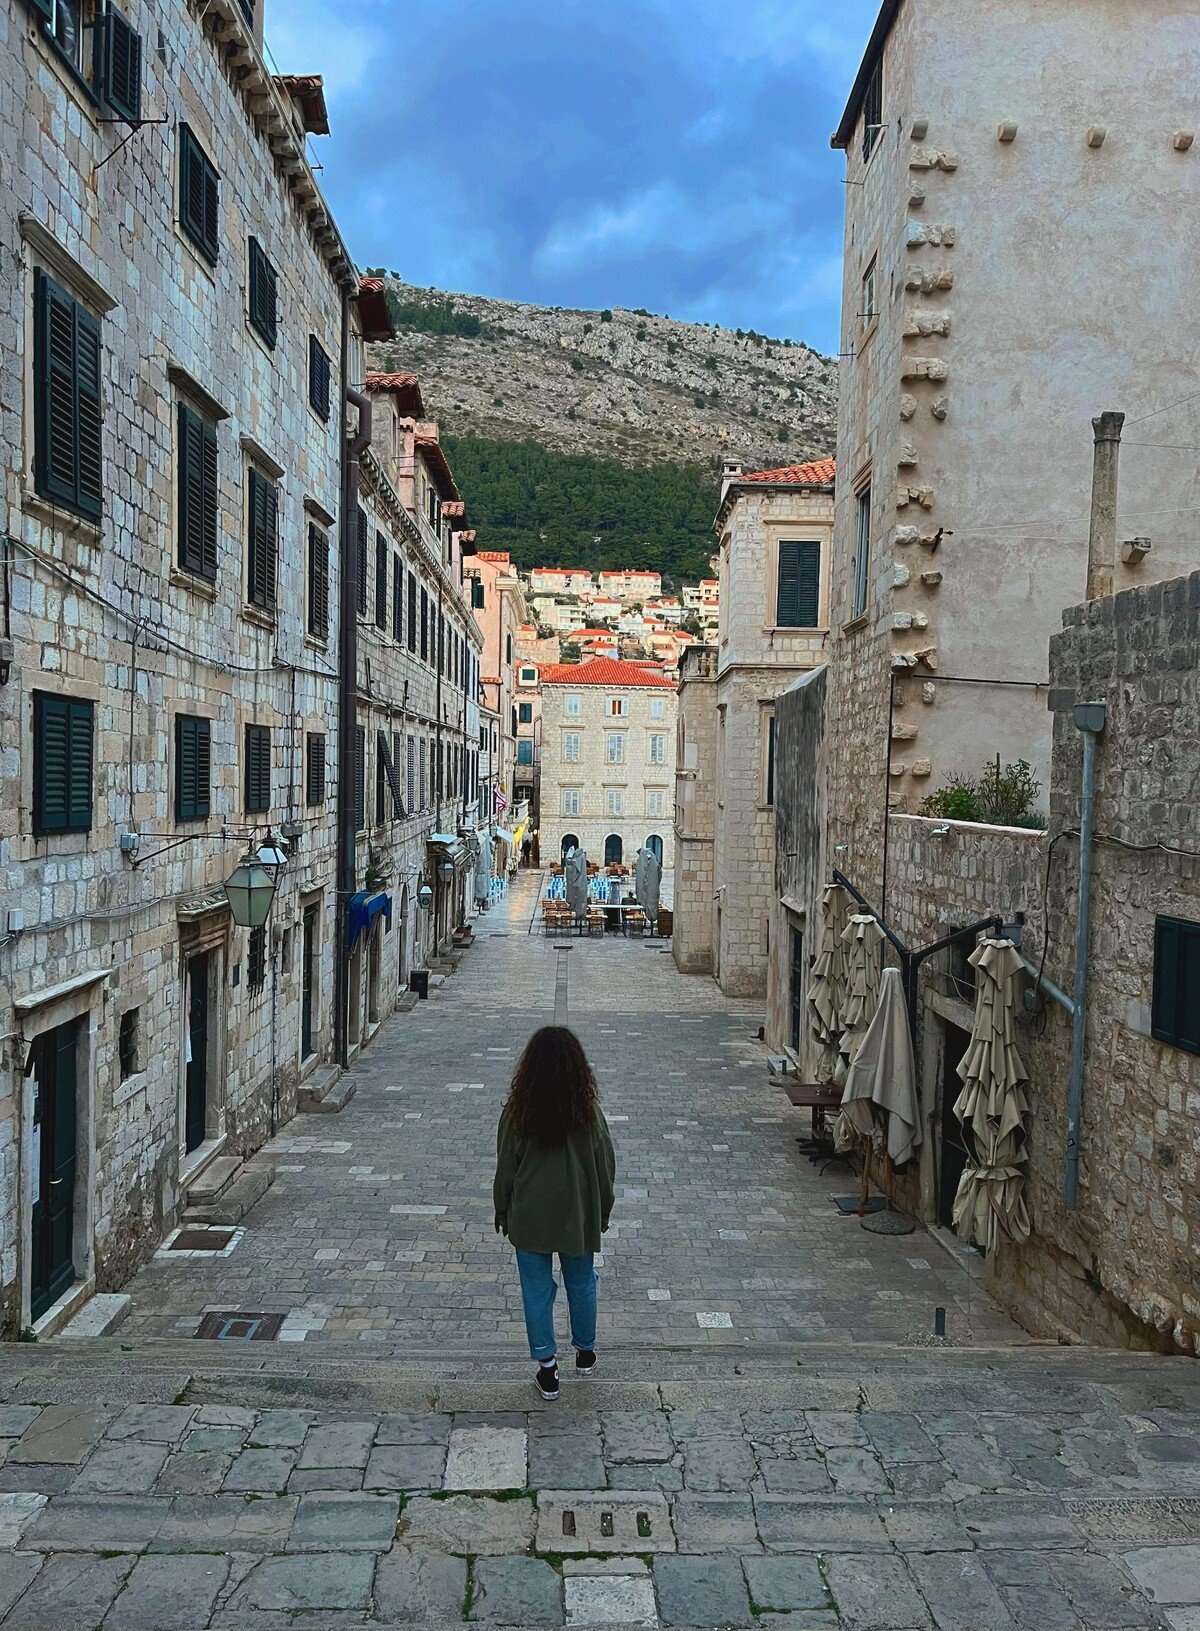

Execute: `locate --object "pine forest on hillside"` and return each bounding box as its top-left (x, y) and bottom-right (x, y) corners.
top-left (444, 435), bottom-right (717, 584)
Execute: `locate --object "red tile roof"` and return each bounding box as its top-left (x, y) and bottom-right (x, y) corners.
top-left (737, 458), bottom-right (836, 486)
top-left (414, 432), bottom-right (461, 502)
top-left (275, 74), bottom-right (330, 134)
top-left (541, 656), bottom-right (676, 688)
top-left (365, 371), bottom-right (424, 416)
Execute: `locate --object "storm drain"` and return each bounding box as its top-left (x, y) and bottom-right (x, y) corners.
top-left (169, 1228), bottom-right (236, 1253)
top-left (535, 1492), bottom-right (674, 1554)
top-left (193, 1311), bottom-right (284, 1341)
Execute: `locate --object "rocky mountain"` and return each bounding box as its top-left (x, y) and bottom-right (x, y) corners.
top-left (366, 279), bottom-right (838, 473)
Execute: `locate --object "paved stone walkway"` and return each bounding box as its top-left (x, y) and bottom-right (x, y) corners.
top-left (118, 872), bottom-right (1019, 1354)
top-left (2, 872), bottom-right (1195, 1628)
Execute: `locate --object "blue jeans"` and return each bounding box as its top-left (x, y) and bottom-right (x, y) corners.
top-left (515, 1250), bottom-right (597, 1362)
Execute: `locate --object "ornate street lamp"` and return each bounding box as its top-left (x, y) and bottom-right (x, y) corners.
top-left (417, 880), bottom-right (434, 912)
top-left (224, 850), bottom-right (278, 928)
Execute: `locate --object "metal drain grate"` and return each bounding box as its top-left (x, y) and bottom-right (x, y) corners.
top-left (169, 1228), bottom-right (236, 1253)
top-left (194, 1311), bottom-right (284, 1341)
top-left (536, 1492), bottom-right (674, 1554)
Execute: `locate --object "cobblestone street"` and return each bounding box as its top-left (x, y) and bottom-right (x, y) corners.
top-left (0, 875), bottom-right (1196, 1629)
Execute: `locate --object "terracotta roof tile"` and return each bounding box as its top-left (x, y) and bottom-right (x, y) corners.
top-left (275, 74), bottom-right (329, 135)
top-left (357, 280), bottom-right (394, 342)
top-left (737, 457), bottom-right (836, 486)
top-left (365, 371), bottom-right (424, 416)
top-left (541, 656), bottom-right (676, 688)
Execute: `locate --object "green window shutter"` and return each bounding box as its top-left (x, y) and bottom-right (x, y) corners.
top-left (175, 716), bottom-right (211, 821)
top-left (1153, 916), bottom-right (1200, 1056)
top-left (34, 693), bottom-right (93, 836)
top-left (178, 403), bottom-right (218, 580)
top-left (306, 732), bottom-right (326, 805)
top-left (247, 469), bottom-right (277, 610)
top-left (309, 335), bottom-right (330, 420)
top-left (307, 524), bottom-right (329, 638)
top-left (766, 714), bottom-right (776, 805)
top-left (377, 731), bottom-right (405, 819)
top-left (354, 726), bottom-right (366, 832)
top-left (248, 238), bottom-right (277, 349)
top-left (98, 9), bottom-right (143, 122)
top-left (33, 270), bottom-right (103, 522)
top-left (392, 556), bottom-right (403, 641)
top-left (407, 574), bottom-right (417, 652)
top-left (244, 724), bottom-right (271, 813)
top-left (180, 126), bottom-right (219, 263)
top-left (355, 507), bottom-right (368, 618)
top-left (421, 589), bottom-right (429, 661)
top-left (375, 533), bottom-right (388, 629)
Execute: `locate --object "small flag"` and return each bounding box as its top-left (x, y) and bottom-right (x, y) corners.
top-left (494, 785), bottom-right (508, 813)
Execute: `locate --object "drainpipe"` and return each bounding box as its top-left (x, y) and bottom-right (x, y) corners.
top-left (1085, 412), bottom-right (1124, 601)
top-left (333, 320), bottom-right (372, 1069)
top-left (1064, 700), bottom-right (1106, 1208)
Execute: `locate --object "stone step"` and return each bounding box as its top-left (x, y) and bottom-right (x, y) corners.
top-left (184, 1155), bottom-right (241, 1208)
top-left (297, 1066), bottom-right (341, 1114)
top-left (395, 991), bottom-right (419, 1013)
top-left (57, 1293), bottom-right (131, 1340)
top-left (183, 1162), bottom-right (273, 1225)
top-left (305, 1076), bottom-right (356, 1115)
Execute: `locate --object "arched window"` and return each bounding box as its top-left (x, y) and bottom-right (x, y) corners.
top-left (560, 833), bottom-right (580, 860)
top-left (645, 835), bottom-right (663, 864)
top-left (604, 834), bottom-right (623, 866)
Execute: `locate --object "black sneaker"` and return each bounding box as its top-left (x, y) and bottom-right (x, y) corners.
top-left (575, 1349), bottom-right (597, 1375)
top-left (535, 1362), bottom-right (560, 1400)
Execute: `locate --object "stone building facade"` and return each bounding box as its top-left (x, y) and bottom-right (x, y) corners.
top-left (828, 0), bottom-right (1199, 853)
top-left (469, 552), bottom-right (528, 855)
top-left (672, 645), bottom-right (718, 974)
top-left (514, 658), bottom-right (541, 834)
top-left (540, 658), bottom-right (676, 871)
top-left (0, 0), bottom-right (363, 1332)
top-left (679, 460), bottom-right (834, 997)
top-left (351, 373), bottom-right (483, 1035)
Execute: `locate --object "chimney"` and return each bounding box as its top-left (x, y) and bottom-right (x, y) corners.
top-left (720, 456), bottom-right (743, 502)
top-left (1085, 411), bottom-right (1124, 600)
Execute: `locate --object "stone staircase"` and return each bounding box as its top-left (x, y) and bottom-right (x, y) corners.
top-left (297, 1065), bottom-right (355, 1114)
top-left (183, 1155), bottom-right (274, 1225)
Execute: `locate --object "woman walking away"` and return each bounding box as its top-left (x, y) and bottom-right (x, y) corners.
top-left (494, 1026), bottom-right (616, 1399)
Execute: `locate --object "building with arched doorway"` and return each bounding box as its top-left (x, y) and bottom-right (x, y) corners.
top-left (540, 658), bottom-right (676, 872)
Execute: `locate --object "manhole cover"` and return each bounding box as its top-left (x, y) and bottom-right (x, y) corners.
top-left (194, 1311), bottom-right (284, 1341)
top-left (170, 1228), bottom-right (236, 1253)
top-left (536, 1492), bottom-right (674, 1554)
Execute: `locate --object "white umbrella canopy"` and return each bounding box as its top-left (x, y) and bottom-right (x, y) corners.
top-left (474, 833), bottom-right (493, 906)
top-left (808, 882), bottom-right (851, 1077)
top-left (840, 966), bottom-right (922, 1167)
top-left (837, 913), bottom-right (884, 1081)
top-left (952, 937), bottom-right (1032, 1252)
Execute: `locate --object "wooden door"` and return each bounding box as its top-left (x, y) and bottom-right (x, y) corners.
top-left (790, 929), bottom-right (805, 1051)
top-left (301, 904), bottom-right (318, 1059)
top-left (185, 954), bottom-right (209, 1153)
top-left (30, 1019), bottom-right (78, 1322)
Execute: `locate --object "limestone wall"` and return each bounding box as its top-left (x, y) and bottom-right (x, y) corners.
top-left (673, 648), bottom-right (717, 973)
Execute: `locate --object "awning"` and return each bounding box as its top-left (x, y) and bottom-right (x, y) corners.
top-left (347, 891), bottom-right (391, 948)
top-left (492, 826), bottom-right (518, 845)
top-left (428, 836), bottom-right (468, 872)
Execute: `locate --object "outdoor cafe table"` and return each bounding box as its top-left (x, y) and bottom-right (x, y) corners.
top-left (782, 1080), bottom-right (844, 1157)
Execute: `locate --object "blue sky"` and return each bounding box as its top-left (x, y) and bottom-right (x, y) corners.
top-left (268, 0), bottom-right (880, 357)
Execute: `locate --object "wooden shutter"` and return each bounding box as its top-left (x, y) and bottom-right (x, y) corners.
top-left (354, 726), bottom-right (366, 832)
top-left (33, 271), bottom-right (102, 522)
top-left (1152, 917), bottom-right (1200, 1056)
top-left (248, 469), bottom-right (277, 610)
top-left (776, 540), bottom-right (820, 627)
top-left (407, 573), bottom-right (417, 651)
top-left (178, 403), bottom-right (218, 580)
top-left (99, 9), bottom-right (143, 122)
top-left (244, 724), bottom-right (271, 813)
top-left (377, 731), bottom-right (405, 819)
top-left (309, 335), bottom-right (330, 420)
top-left (392, 557), bottom-right (403, 641)
top-left (307, 525), bottom-right (329, 638)
top-left (421, 589), bottom-right (429, 660)
top-left (180, 126), bottom-right (219, 263)
top-left (175, 716), bottom-right (211, 821)
top-left (306, 732), bottom-right (326, 805)
top-left (248, 238), bottom-right (277, 349)
top-left (34, 693), bottom-right (93, 836)
top-left (355, 507), bottom-right (368, 617)
top-left (375, 533), bottom-right (388, 629)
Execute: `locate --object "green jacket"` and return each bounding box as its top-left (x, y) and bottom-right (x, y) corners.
top-left (493, 1107), bottom-right (616, 1257)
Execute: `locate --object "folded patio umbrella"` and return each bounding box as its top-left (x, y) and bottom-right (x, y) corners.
top-left (641, 850), bottom-right (662, 924)
top-left (840, 966), bottom-right (922, 1167)
top-left (952, 936), bottom-right (1032, 1252)
top-left (833, 912), bottom-right (883, 1150)
top-left (565, 849), bottom-right (590, 917)
top-left (474, 833), bottom-right (493, 907)
top-left (808, 881), bottom-right (850, 1077)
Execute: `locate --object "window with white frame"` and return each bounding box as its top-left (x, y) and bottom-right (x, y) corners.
top-left (648, 732), bottom-right (666, 765)
top-left (606, 732), bottom-right (625, 764)
top-left (563, 731), bottom-right (580, 762)
top-left (649, 696), bottom-right (666, 720)
top-left (606, 788), bottom-right (624, 817)
top-left (646, 788), bottom-right (667, 818)
top-left (564, 693), bottom-right (581, 717)
top-left (607, 697), bottom-right (627, 717)
top-left (861, 256), bottom-right (878, 326)
top-left (561, 787), bottom-right (581, 817)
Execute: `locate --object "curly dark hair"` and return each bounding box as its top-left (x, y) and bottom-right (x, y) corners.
top-left (504, 1026), bottom-right (598, 1150)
